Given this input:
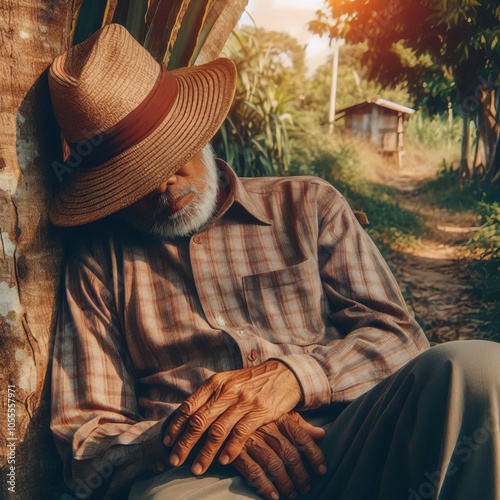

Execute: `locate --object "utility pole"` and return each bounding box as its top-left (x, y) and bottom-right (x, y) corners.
top-left (328, 37), bottom-right (345, 134)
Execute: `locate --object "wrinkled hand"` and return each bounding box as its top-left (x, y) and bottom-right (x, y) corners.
top-left (234, 411), bottom-right (327, 500)
top-left (164, 360), bottom-right (302, 474)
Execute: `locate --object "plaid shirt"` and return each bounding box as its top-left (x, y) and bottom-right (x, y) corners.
top-left (51, 160), bottom-right (429, 498)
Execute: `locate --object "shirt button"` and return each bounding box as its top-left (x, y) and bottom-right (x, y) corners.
top-left (248, 350), bottom-right (257, 362)
top-left (193, 235), bottom-right (202, 244)
top-left (155, 461), bottom-right (165, 472)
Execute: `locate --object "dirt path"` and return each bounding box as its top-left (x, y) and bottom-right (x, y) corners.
top-left (371, 157), bottom-right (485, 343)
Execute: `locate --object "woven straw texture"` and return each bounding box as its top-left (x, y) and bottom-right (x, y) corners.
top-left (48, 23), bottom-right (236, 226)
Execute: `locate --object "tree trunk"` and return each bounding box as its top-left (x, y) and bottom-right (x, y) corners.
top-left (1, 3), bottom-right (249, 497)
top-left (486, 88), bottom-right (500, 182)
top-left (0, 2), bottom-right (73, 497)
top-left (476, 86), bottom-right (497, 178)
top-left (459, 113), bottom-right (472, 179)
top-left (472, 116), bottom-right (485, 179)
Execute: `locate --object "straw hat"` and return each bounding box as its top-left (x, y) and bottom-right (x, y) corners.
top-left (48, 23), bottom-right (236, 226)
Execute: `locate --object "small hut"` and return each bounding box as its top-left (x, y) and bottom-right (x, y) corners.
top-left (336, 98), bottom-right (415, 167)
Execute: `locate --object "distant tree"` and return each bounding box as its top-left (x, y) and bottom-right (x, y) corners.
top-left (310, 0), bottom-right (500, 182)
top-left (306, 43), bottom-right (412, 125)
top-left (216, 27), bottom-right (307, 176)
top-left (230, 27), bottom-right (307, 100)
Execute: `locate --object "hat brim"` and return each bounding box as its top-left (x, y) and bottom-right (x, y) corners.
top-left (49, 58), bottom-right (236, 227)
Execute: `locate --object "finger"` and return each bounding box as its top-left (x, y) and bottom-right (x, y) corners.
top-left (164, 379), bottom-right (219, 447)
top-left (278, 414), bottom-right (327, 477)
top-left (169, 405), bottom-right (226, 467)
top-left (246, 433), bottom-right (297, 499)
top-left (193, 404), bottom-right (252, 474)
top-left (163, 410), bottom-right (187, 448)
top-left (257, 425), bottom-right (310, 495)
top-left (233, 449), bottom-right (280, 500)
top-left (219, 412), bottom-right (267, 465)
top-left (294, 414), bottom-right (326, 441)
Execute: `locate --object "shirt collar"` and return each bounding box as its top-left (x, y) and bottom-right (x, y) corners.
top-left (215, 159), bottom-right (273, 226)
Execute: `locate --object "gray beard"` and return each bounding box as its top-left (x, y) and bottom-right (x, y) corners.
top-left (123, 144), bottom-right (219, 241)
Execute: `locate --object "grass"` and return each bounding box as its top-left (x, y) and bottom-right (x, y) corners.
top-left (289, 129), bottom-right (499, 342)
top-left (422, 164), bottom-right (500, 341)
top-left (422, 162), bottom-right (499, 214)
top-left (467, 248), bottom-right (500, 341)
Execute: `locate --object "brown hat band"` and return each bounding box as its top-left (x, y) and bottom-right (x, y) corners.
top-left (67, 64), bottom-right (178, 169)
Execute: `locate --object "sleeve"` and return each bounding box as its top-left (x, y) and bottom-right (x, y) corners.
top-left (51, 249), bottom-right (172, 499)
top-left (274, 189), bottom-right (430, 408)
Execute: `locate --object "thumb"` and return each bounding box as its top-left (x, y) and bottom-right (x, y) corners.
top-left (295, 414), bottom-right (326, 441)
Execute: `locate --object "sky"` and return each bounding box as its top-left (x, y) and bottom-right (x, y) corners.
top-left (239, 0), bottom-right (332, 75)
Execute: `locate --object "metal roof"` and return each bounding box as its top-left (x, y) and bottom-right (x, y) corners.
top-left (336, 98), bottom-right (415, 116)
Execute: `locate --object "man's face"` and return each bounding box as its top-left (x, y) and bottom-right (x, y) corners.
top-left (122, 145), bottom-right (219, 240)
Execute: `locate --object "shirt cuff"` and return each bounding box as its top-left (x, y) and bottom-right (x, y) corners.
top-left (141, 417), bottom-right (171, 474)
top-left (271, 354), bottom-right (331, 410)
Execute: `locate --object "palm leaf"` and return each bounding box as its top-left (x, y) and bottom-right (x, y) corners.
top-left (196, 0), bottom-right (248, 65)
top-left (143, 0), bottom-right (188, 63)
top-left (103, 0), bottom-right (119, 24)
top-left (167, 1), bottom-right (213, 69)
top-left (111, 0), bottom-right (130, 26)
top-left (71, 0), bottom-right (113, 45)
top-left (190, 0), bottom-right (230, 64)
top-left (125, 0), bottom-right (148, 43)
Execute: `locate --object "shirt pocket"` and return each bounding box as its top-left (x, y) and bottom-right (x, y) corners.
top-left (242, 259), bottom-right (324, 345)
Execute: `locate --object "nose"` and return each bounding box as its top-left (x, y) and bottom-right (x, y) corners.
top-left (166, 174), bottom-right (177, 186)
top-left (149, 182), bottom-right (168, 196)
top-left (149, 174), bottom-right (177, 196)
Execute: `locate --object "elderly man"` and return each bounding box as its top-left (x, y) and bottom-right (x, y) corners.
top-left (49, 24), bottom-right (499, 500)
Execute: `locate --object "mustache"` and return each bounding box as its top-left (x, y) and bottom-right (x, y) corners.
top-left (153, 187), bottom-right (197, 214)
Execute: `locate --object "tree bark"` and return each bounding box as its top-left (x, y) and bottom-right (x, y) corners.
top-left (459, 113), bottom-right (472, 179)
top-left (0, 2), bottom-right (249, 497)
top-left (0, 1), bottom-right (73, 497)
top-left (472, 116), bottom-right (485, 179)
top-left (485, 88), bottom-right (500, 182)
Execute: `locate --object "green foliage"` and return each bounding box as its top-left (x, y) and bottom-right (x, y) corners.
top-left (467, 202), bottom-right (500, 254)
top-left (311, 0), bottom-right (500, 107)
top-left (405, 111), bottom-right (462, 148)
top-left (167, 1), bottom-right (211, 68)
top-left (466, 249), bottom-right (500, 341)
top-left (423, 162), bottom-right (499, 215)
top-left (214, 27), bottom-right (306, 176)
top-left (70, 0), bottom-right (235, 67)
top-left (311, 0), bottom-right (500, 182)
top-left (421, 163), bottom-right (500, 340)
top-left (71, 0), bottom-right (110, 45)
top-left (306, 43), bottom-right (413, 125)
top-left (289, 130), bottom-right (426, 253)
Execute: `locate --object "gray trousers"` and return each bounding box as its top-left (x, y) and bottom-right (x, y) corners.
top-left (129, 340), bottom-right (500, 500)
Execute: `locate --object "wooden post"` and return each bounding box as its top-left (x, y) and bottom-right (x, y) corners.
top-left (397, 112), bottom-right (404, 168)
top-left (328, 38), bottom-right (344, 134)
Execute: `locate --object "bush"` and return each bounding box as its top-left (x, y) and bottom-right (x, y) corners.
top-left (422, 164), bottom-right (500, 340)
top-left (467, 248), bottom-right (500, 341)
top-left (422, 162), bottom-right (499, 215)
top-left (405, 111), bottom-right (461, 149)
top-left (214, 27), bottom-right (305, 177)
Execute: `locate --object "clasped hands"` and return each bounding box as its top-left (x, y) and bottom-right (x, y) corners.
top-left (163, 360), bottom-right (327, 499)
